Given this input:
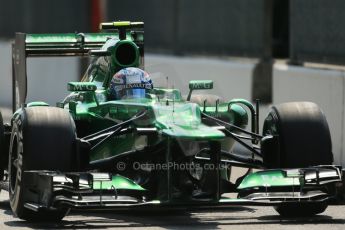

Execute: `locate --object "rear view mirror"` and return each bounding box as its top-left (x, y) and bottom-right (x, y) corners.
top-left (187, 80), bottom-right (213, 101)
top-left (67, 82), bottom-right (97, 92)
top-left (189, 80), bottom-right (213, 90)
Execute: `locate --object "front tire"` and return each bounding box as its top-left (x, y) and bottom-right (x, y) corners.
top-left (0, 112), bottom-right (5, 186)
top-left (263, 102), bottom-right (333, 168)
top-left (9, 106), bottom-right (76, 221)
top-left (263, 102), bottom-right (333, 217)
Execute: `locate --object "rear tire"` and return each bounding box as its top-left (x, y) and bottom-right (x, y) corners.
top-left (8, 106), bottom-right (76, 221)
top-left (263, 102), bottom-right (333, 217)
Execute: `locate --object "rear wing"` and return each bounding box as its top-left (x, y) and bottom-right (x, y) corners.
top-left (12, 22), bottom-right (144, 112)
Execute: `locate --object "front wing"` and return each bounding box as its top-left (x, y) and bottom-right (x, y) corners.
top-left (20, 166), bottom-right (344, 212)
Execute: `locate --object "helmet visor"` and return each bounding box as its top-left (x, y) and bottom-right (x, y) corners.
top-left (122, 88), bottom-right (146, 99)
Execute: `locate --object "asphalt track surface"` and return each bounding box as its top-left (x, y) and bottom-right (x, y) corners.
top-left (0, 191), bottom-right (345, 230)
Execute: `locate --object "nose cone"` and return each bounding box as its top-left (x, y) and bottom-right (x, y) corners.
top-left (153, 103), bottom-right (225, 140)
top-left (161, 124), bottom-right (225, 140)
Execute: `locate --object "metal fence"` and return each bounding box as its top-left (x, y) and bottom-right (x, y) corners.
top-left (1, 0), bottom-right (345, 65)
top-left (107, 0), bottom-right (269, 57)
top-left (0, 0), bottom-right (89, 37)
top-left (289, 0), bottom-right (345, 65)
top-left (0, 0), bottom-right (269, 58)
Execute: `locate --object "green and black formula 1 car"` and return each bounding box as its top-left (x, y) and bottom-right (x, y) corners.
top-left (0, 21), bottom-right (344, 221)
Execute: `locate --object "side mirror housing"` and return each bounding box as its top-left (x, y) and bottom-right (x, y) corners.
top-left (189, 80), bottom-right (213, 90)
top-left (67, 82), bottom-right (97, 92)
top-left (187, 80), bottom-right (213, 101)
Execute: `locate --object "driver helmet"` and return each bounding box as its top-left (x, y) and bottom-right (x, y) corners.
top-left (109, 67), bottom-right (153, 100)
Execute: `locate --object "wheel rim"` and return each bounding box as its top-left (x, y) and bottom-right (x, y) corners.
top-left (263, 113), bottom-right (279, 136)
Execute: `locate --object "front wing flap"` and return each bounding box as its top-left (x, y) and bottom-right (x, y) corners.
top-left (237, 166), bottom-right (343, 202)
top-left (21, 166), bottom-right (344, 212)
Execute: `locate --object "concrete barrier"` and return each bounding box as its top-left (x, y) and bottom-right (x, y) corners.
top-left (145, 54), bottom-right (255, 101)
top-left (0, 41), bottom-right (79, 109)
top-left (26, 57), bottom-right (79, 106)
top-left (0, 41), bottom-right (12, 108)
top-left (273, 63), bottom-right (345, 166)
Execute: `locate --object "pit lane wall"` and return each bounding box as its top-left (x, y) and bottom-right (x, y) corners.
top-left (0, 41), bottom-right (79, 108)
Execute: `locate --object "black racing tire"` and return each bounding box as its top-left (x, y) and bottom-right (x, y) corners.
top-left (0, 111), bottom-right (4, 184)
top-left (263, 102), bottom-right (333, 168)
top-left (263, 102), bottom-right (333, 217)
top-left (8, 106), bottom-right (76, 221)
top-left (189, 94), bottom-right (225, 107)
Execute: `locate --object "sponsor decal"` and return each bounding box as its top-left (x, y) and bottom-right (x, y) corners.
top-left (126, 74), bottom-right (142, 84)
top-left (115, 83), bottom-right (153, 90)
top-left (191, 82), bottom-right (212, 89)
